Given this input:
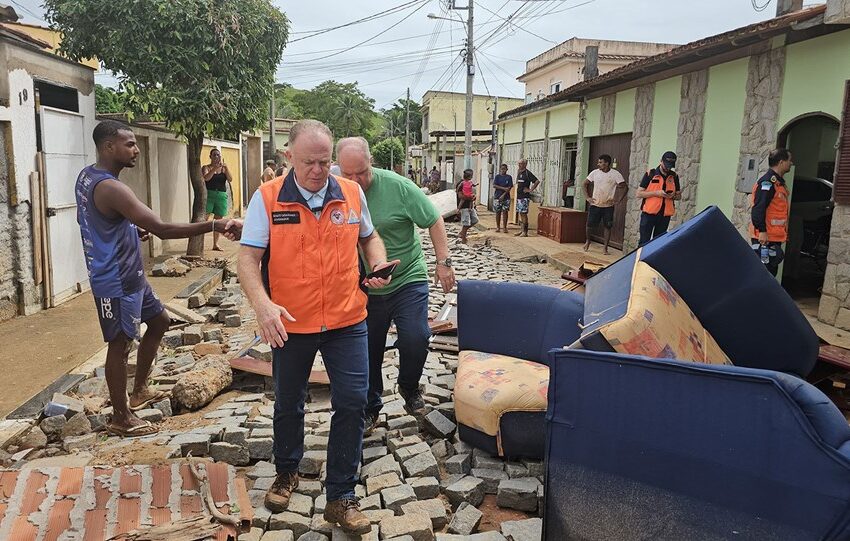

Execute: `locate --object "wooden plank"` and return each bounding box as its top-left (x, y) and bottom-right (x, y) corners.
top-left (29, 172), bottom-right (43, 286)
top-left (819, 345), bottom-right (850, 371)
top-left (804, 314), bottom-right (850, 350)
top-left (229, 356), bottom-right (330, 385)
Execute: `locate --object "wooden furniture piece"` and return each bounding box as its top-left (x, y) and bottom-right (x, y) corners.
top-left (537, 207), bottom-right (587, 243)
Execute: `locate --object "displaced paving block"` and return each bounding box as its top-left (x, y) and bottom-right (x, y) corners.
top-left (521, 459), bottom-right (544, 478)
top-left (447, 502), bottom-right (483, 535)
top-left (63, 433), bottom-right (97, 452)
top-left (363, 445), bottom-right (388, 465)
top-left (136, 409), bottom-right (164, 423)
top-left (394, 442), bottom-right (431, 463)
top-left (60, 413), bottom-right (92, 440)
top-left (286, 492), bottom-right (314, 517)
top-left (496, 478), bottom-right (540, 512)
top-left (225, 314), bottom-right (242, 327)
top-left (253, 506), bottom-right (272, 528)
top-left (248, 438), bottom-right (274, 461)
top-left (409, 477), bottom-right (440, 500)
top-left (303, 524), bottom-right (332, 539)
top-left (501, 518), bottom-right (542, 541)
top-left (387, 435), bottom-right (422, 453)
top-left (204, 328), bottom-right (224, 342)
top-left (429, 440), bottom-right (453, 460)
top-left (223, 426), bottom-right (250, 446)
top-left (241, 527), bottom-right (265, 541)
top-left (402, 452), bottom-right (439, 478)
top-left (359, 494), bottom-right (381, 511)
top-left (471, 468), bottom-right (508, 495)
top-left (366, 472), bottom-right (402, 496)
top-left (162, 330), bottom-right (184, 348)
top-left (473, 455), bottom-right (504, 471)
top-left (504, 463), bottom-right (528, 479)
top-left (249, 343), bottom-right (273, 362)
top-left (331, 526), bottom-right (378, 540)
top-left (361, 454), bottom-right (402, 481)
top-left (39, 415), bottom-right (66, 442)
top-left (445, 477), bottom-right (485, 509)
top-left (379, 513), bottom-right (433, 541)
top-left (210, 441), bottom-right (250, 466)
top-left (172, 432), bottom-right (211, 457)
top-left (152, 399), bottom-right (173, 418)
top-left (381, 483), bottom-right (417, 514)
top-left (436, 532), bottom-right (506, 541)
top-left (194, 342), bottom-right (225, 356)
top-left (444, 454), bottom-right (471, 475)
top-left (299, 450), bottom-right (327, 476)
top-left (268, 511), bottom-right (310, 537)
top-left (387, 415), bottom-right (418, 432)
top-left (304, 434), bottom-right (329, 450)
top-left (261, 531), bottom-right (295, 541)
top-left (423, 410), bottom-right (456, 439)
top-left (401, 498), bottom-right (448, 530)
top-left (183, 325), bottom-right (204, 345)
top-left (188, 294), bottom-right (207, 309)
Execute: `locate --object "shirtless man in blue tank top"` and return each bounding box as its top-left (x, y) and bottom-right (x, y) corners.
top-left (76, 120), bottom-right (238, 437)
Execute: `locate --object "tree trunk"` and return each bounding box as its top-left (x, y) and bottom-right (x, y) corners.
top-left (186, 133), bottom-right (206, 257)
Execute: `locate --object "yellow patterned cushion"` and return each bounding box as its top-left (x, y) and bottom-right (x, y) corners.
top-left (598, 261), bottom-right (733, 365)
top-left (455, 350), bottom-right (549, 445)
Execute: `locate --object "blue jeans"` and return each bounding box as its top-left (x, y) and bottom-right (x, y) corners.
top-left (272, 321), bottom-right (368, 501)
top-left (366, 281), bottom-right (431, 414)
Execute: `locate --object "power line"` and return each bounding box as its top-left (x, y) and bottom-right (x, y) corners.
top-left (475, 55), bottom-right (492, 97)
top-left (288, 0), bottom-right (425, 40)
top-left (8, 0), bottom-right (46, 22)
top-left (477, 51), bottom-right (520, 96)
top-left (476, 2), bottom-right (555, 44)
top-left (283, 0), bottom-right (432, 65)
top-left (752, 0), bottom-right (771, 11)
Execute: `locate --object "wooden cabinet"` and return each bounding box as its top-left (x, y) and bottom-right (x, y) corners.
top-left (537, 207), bottom-right (587, 243)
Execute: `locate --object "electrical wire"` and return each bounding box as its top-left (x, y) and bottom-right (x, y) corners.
top-left (475, 55), bottom-right (492, 97)
top-left (476, 2), bottom-right (555, 44)
top-left (477, 51), bottom-right (520, 96)
top-left (288, 0), bottom-right (426, 40)
top-left (752, 0), bottom-right (772, 12)
top-left (8, 0), bottom-right (46, 23)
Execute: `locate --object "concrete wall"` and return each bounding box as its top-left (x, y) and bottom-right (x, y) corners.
top-left (613, 89), bottom-right (636, 134)
top-left (157, 137), bottom-right (191, 254)
top-left (422, 92), bottom-right (523, 135)
top-left (201, 142), bottom-right (244, 217)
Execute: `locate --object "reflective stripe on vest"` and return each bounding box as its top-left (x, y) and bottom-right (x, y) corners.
top-left (258, 171), bottom-right (367, 334)
top-left (642, 172), bottom-right (676, 217)
top-left (749, 179), bottom-right (789, 243)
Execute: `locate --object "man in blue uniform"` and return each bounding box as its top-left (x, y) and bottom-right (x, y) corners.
top-left (77, 120), bottom-right (235, 437)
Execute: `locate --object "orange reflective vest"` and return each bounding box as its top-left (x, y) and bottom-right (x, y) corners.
top-left (642, 170), bottom-right (677, 217)
top-left (258, 171), bottom-right (367, 334)
top-left (749, 178), bottom-right (789, 243)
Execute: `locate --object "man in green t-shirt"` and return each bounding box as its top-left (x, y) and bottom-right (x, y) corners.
top-left (337, 137), bottom-right (456, 432)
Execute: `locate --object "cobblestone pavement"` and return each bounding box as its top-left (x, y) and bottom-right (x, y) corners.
top-left (6, 224), bottom-right (558, 540)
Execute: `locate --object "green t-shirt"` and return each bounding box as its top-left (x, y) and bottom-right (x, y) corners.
top-left (363, 168), bottom-right (440, 296)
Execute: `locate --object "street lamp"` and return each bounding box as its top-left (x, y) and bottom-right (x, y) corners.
top-left (427, 2), bottom-right (474, 171)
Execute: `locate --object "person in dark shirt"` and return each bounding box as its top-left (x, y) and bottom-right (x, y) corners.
top-left (636, 151), bottom-right (681, 246)
top-left (515, 159), bottom-right (540, 237)
top-left (750, 148), bottom-right (794, 276)
top-left (202, 148), bottom-right (233, 251)
top-left (493, 163), bottom-right (513, 232)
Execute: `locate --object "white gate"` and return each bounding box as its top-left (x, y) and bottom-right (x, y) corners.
top-left (41, 106), bottom-right (90, 305)
top-left (503, 143), bottom-right (521, 176)
top-left (545, 138), bottom-right (563, 207)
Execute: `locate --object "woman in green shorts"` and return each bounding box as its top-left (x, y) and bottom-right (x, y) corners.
top-left (202, 148), bottom-right (232, 251)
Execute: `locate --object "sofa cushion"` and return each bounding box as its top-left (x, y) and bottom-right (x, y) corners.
top-left (455, 350), bottom-right (549, 453)
top-left (580, 260), bottom-right (733, 366)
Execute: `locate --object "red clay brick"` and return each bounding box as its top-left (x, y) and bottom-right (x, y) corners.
top-left (9, 515), bottom-right (38, 541)
top-left (83, 509), bottom-right (107, 541)
top-left (180, 494), bottom-right (203, 516)
top-left (150, 507), bottom-right (172, 527)
top-left (207, 463), bottom-right (229, 505)
top-left (115, 497), bottom-right (141, 536)
top-left (150, 466), bottom-right (171, 508)
top-left (0, 471), bottom-right (19, 499)
top-left (43, 499), bottom-right (74, 541)
top-left (119, 469), bottom-right (142, 494)
top-left (19, 471), bottom-right (48, 515)
top-left (56, 468), bottom-right (83, 497)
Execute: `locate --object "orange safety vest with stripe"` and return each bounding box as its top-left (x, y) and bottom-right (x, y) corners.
top-left (749, 177), bottom-right (789, 243)
top-left (258, 170), bottom-right (367, 334)
top-left (641, 170), bottom-right (677, 217)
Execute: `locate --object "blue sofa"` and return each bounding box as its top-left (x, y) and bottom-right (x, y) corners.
top-left (455, 207), bottom-right (850, 539)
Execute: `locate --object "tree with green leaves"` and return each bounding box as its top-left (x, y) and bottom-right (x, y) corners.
top-left (291, 81), bottom-right (376, 139)
top-left (372, 137), bottom-right (404, 171)
top-left (45, 0), bottom-right (288, 255)
top-left (94, 84), bottom-right (126, 114)
top-left (382, 98), bottom-right (422, 146)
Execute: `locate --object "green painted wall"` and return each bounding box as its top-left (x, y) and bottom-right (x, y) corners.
top-left (649, 76), bottom-right (682, 167)
top-left (779, 29), bottom-right (850, 128)
top-left (614, 88), bottom-right (636, 134)
top-left (549, 103), bottom-right (580, 137)
top-left (584, 98), bottom-right (602, 137)
top-left (697, 58), bottom-right (748, 216)
top-left (503, 118), bottom-right (523, 144)
top-left (525, 113), bottom-right (547, 141)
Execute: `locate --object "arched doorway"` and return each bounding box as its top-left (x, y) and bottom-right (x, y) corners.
top-left (776, 113), bottom-right (840, 301)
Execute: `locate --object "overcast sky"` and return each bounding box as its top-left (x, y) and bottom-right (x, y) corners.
top-left (11, 0), bottom-right (824, 109)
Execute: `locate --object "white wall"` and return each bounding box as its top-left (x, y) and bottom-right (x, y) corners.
top-left (157, 137), bottom-right (191, 253)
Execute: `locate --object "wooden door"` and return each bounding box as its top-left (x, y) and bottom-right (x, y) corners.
top-left (586, 133), bottom-right (632, 249)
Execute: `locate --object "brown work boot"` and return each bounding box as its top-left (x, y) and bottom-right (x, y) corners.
top-left (264, 471), bottom-right (299, 513)
top-left (324, 497), bottom-right (372, 535)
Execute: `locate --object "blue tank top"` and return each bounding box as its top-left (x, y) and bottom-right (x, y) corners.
top-left (75, 165), bottom-right (145, 297)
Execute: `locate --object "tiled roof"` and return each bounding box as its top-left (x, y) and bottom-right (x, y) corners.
top-left (0, 462), bottom-right (252, 540)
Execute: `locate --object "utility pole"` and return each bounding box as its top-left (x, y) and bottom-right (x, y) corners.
top-left (269, 85), bottom-right (276, 163)
top-left (405, 87), bottom-right (411, 176)
top-left (447, 0), bottom-right (473, 170)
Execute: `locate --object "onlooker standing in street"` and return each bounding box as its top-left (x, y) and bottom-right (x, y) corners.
top-left (262, 160), bottom-right (276, 183)
top-left (429, 165), bottom-right (441, 193)
top-left (457, 169), bottom-right (478, 244)
top-left (637, 151), bottom-right (681, 246)
top-left (515, 159), bottom-right (540, 237)
top-left (493, 163), bottom-right (513, 233)
top-left (407, 165), bottom-right (416, 183)
top-left (202, 148), bottom-right (233, 251)
top-left (751, 148), bottom-right (793, 276)
top-left (76, 120), bottom-right (234, 438)
top-left (583, 154), bottom-right (627, 255)
top-left (238, 120), bottom-right (396, 535)
top-left (336, 137), bottom-right (456, 432)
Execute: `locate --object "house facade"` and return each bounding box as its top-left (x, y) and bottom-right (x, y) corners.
top-left (495, 2), bottom-right (850, 331)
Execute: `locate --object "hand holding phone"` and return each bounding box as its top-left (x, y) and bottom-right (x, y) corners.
top-left (366, 262), bottom-right (397, 280)
top-left (363, 260), bottom-right (401, 289)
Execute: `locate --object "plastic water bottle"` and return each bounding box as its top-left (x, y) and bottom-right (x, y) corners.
top-left (43, 401), bottom-right (69, 418)
top-left (760, 245), bottom-right (770, 264)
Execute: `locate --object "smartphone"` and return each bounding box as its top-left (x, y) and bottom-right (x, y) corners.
top-left (365, 263), bottom-right (398, 280)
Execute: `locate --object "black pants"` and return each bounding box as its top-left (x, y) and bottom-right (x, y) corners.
top-left (639, 213), bottom-right (671, 246)
top-left (751, 239), bottom-right (785, 277)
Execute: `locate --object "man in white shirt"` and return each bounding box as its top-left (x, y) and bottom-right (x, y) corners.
top-left (583, 154), bottom-right (627, 255)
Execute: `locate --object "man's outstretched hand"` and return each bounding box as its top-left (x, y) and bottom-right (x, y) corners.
top-left (224, 219), bottom-right (243, 241)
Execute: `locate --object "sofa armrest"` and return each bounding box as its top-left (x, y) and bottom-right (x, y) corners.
top-left (544, 348), bottom-right (850, 541)
top-left (457, 280), bottom-right (583, 365)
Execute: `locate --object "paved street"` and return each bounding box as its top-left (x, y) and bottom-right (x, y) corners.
top-left (0, 223), bottom-right (560, 540)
